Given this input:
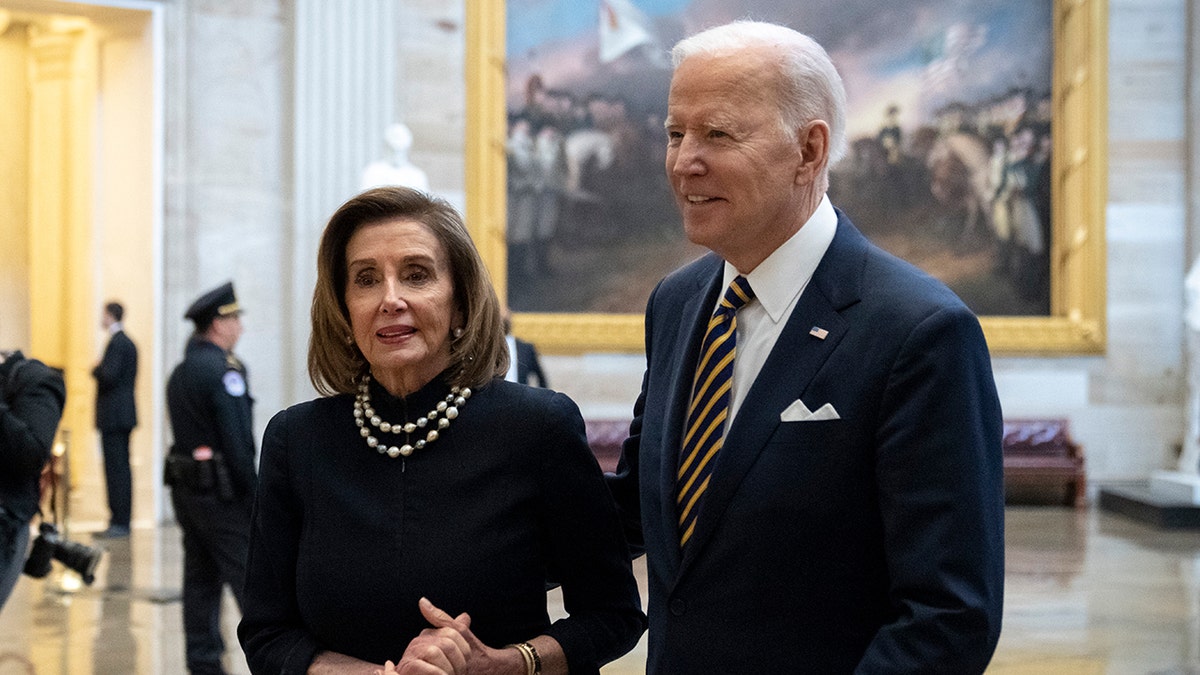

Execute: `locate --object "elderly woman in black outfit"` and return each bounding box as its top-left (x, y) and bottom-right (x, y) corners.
top-left (238, 187), bottom-right (645, 675)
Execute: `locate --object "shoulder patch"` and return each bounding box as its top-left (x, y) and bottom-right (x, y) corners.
top-left (223, 370), bottom-right (247, 397)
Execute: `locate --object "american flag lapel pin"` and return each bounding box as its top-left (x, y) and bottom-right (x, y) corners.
top-left (809, 326), bottom-right (829, 340)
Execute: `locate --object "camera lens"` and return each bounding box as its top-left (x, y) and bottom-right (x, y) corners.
top-left (53, 538), bottom-right (103, 585)
top-left (22, 523), bottom-right (103, 585)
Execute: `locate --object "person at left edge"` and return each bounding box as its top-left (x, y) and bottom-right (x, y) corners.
top-left (238, 186), bottom-right (644, 674)
top-left (165, 281), bottom-right (256, 675)
top-left (0, 350), bottom-right (66, 611)
top-left (92, 301), bottom-right (137, 538)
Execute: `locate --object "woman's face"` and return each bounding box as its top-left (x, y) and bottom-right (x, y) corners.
top-left (344, 218), bottom-right (460, 395)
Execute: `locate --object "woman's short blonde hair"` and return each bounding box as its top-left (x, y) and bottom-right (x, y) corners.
top-left (308, 186), bottom-right (509, 396)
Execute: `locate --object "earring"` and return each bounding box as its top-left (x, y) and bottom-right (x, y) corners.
top-left (453, 327), bottom-right (464, 339)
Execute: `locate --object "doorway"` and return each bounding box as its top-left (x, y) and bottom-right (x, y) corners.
top-left (0, 0), bottom-right (163, 529)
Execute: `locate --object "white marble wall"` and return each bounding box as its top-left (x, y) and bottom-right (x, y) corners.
top-left (160, 0), bottom-right (467, 447)
top-left (159, 0), bottom-right (1193, 494)
top-left (162, 0), bottom-right (292, 448)
top-left (1078, 0), bottom-right (1189, 480)
top-left (1187, 0), bottom-right (1200, 473)
top-left (394, 0), bottom-right (467, 212)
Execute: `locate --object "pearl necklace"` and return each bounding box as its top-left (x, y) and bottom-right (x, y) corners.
top-left (353, 375), bottom-right (471, 458)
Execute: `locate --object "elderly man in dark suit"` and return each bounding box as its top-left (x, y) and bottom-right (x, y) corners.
top-left (609, 21), bottom-right (1005, 673)
top-left (93, 301), bottom-right (138, 538)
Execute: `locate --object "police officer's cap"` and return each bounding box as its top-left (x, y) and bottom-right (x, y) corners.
top-left (184, 281), bottom-right (242, 326)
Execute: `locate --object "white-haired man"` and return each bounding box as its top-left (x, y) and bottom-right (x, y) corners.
top-left (610, 20), bottom-right (1005, 673)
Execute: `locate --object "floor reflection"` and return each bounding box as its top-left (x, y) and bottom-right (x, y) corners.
top-left (0, 524), bottom-right (245, 675)
top-left (0, 507), bottom-right (1198, 674)
top-left (991, 507), bottom-right (1200, 675)
top-left (91, 538), bottom-right (135, 675)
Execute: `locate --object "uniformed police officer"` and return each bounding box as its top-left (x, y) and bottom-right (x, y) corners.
top-left (165, 281), bottom-right (255, 675)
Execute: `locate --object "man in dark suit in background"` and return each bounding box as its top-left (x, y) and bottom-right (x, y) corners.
top-left (503, 308), bottom-right (548, 387)
top-left (609, 21), bottom-right (1005, 673)
top-left (93, 301), bottom-right (137, 538)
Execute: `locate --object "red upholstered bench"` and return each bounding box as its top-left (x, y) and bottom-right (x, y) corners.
top-left (587, 417), bottom-right (1088, 507)
top-left (1002, 418), bottom-right (1086, 507)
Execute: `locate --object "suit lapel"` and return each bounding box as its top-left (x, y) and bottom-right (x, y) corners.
top-left (660, 263), bottom-right (723, 576)
top-left (677, 214), bottom-right (867, 570)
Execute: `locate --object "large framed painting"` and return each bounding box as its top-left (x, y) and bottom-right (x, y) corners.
top-left (466, 0), bottom-right (1106, 354)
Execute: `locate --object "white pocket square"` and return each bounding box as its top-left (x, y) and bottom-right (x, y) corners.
top-left (780, 399), bottom-right (840, 422)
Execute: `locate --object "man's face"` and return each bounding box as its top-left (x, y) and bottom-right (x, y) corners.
top-left (664, 48), bottom-right (810, 272)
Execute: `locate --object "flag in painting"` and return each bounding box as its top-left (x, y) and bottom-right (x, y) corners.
top-left (599, 0), bottom-right (656, 63)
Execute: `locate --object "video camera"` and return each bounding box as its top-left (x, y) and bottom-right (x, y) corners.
top-left (23, 522), bottom-right (102, 585)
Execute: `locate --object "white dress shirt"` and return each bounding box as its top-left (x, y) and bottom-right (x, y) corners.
top-left (504, 335), bottom-right (519, 383)
top-left (717, 195), bottom-right (838, 428)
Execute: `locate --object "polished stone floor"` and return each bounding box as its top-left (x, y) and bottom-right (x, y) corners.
top-left (0, 506), bottom-right (1198, 674)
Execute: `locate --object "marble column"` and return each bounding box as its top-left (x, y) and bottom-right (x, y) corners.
top-left (290, 0), bottom-right (396, 400)
top-left (26, 18), bottom-right (97, 475)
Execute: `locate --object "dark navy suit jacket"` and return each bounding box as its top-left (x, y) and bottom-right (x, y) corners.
top-left (93, 330), bottom-right (137, 432)
top-left (611, 211), bottom-right (1005, 673)
top-left (515, 338), bottom-right (548, 388)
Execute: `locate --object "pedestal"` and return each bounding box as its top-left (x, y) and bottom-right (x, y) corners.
top-left (1149, 471), bottom-right (1200, 503)
top-left (1099, 480), bottom-right (1200, 529)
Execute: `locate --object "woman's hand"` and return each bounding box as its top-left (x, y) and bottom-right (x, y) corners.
top-left (384, 597), bottom-right (530, 675)
top-left (388, 598), bottom-right (474, 674)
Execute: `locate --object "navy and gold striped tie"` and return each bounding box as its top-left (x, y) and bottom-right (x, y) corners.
top-left (677, 275), bottom-right (754, 548)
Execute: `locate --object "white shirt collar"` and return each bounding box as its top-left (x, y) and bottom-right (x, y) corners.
top-left (108, 321), bottom-right (124, 336)
top-left (504, 335), bottom-right (519, 383)
top-left (722, 195), bottom-right (838, 323)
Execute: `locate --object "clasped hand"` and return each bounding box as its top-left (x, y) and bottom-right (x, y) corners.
top-left (377, 597), bottom-right (523, 675)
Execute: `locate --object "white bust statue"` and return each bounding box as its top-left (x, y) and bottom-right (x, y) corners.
top-left (361, 122), bottom-right (429, 192)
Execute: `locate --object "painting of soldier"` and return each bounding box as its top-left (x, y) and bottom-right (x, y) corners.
top-left (506, 0), bottom-right (1053, 317)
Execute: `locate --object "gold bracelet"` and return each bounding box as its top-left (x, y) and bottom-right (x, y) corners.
top-left (522, 641), bottom-right (542, 674)
top-left (506, 642), bottom-right (536, 675)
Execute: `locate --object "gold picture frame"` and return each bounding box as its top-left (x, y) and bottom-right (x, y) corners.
top-left (466, 0), bottom-right (1107, 355)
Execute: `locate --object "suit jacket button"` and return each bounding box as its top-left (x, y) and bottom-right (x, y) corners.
top-left (669, 598), bottom-right (686, 616)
